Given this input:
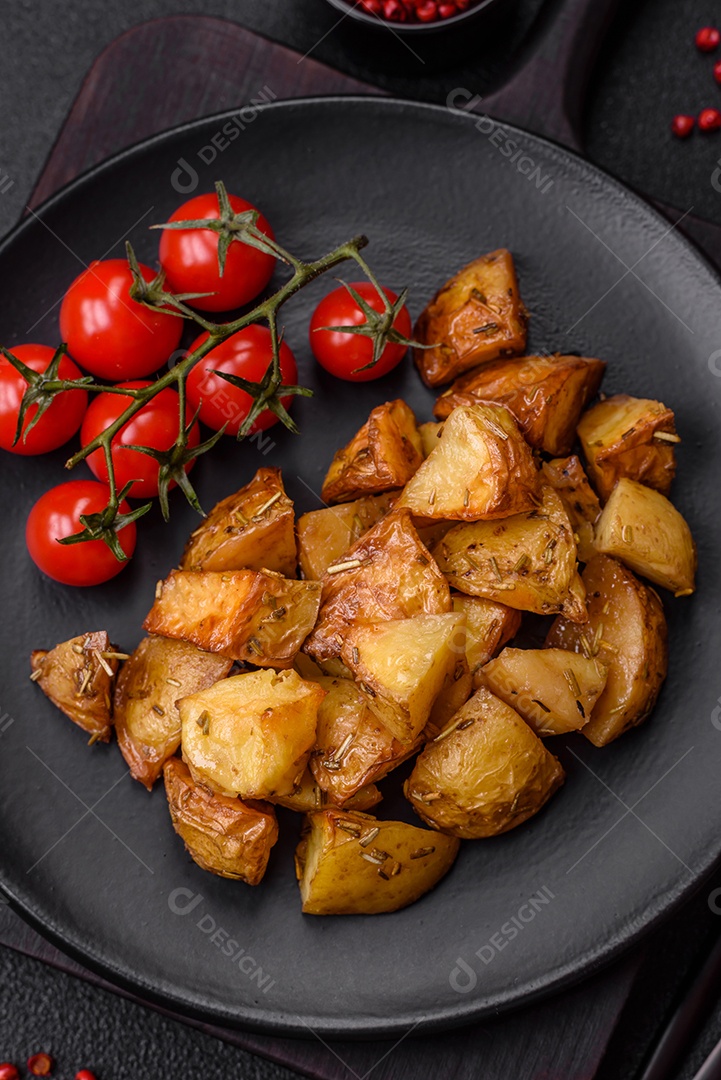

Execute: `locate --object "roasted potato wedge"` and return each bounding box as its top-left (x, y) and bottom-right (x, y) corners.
top-left (413, 249), bottom-right (528, 387)
top-left (321, 399), bottom-right (423, 504)
top-left (424, 655), bottom-right (474, 740)
top-left (304, 508), bottom-right (450, 662)
top-left (432, 486), bottom-right (586, 621)
top-left (144, 569), bottom-right (322, 666)
top-left (434, 354), bottom-right (605, 455)
top-left (578, 394), bottom-right (678, 500)
top-left (180, 669), bottom-right (325, 799)
top-left (181, 466), bottom-right (297, 576)
top-left (295, 810), bottom-right (460, 914)
top-left (405, 687), bottom-right (564, 838)
top-left (418, 420), bottom-right (444, 457)
top-left (310, 676), bottom-right (417, 803)
top-left (30, 631), bottom-right (119, 743)
top-left (593, 478), bottom-right (696, 595)
top-left (541, 455), bottom-right (601, 564)
top-left (163, 757), bottom-right (278, 884)
top-left (397, 404), bottom-right (539, 522)
top-left (481, 647), bottom-right (608, 736)
top-left (297, 492), bottom-right (394, 580)
top-left (340, 612), bottom-right (466, 743)
top-left (114, 636), bottom-right (233, 790)
top-left (271, 768), bottom-right (382, 812)
top-left (451, 594), bottom-right (522, 686)
top-left (546, 554), bottom-right (668, 746)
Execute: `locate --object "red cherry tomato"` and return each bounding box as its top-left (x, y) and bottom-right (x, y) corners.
top-left (26, 480), bottom-right (136, 587)
top-left (59, 259), bottom-right (182, 380)
top-left (0, 345), bottom-right (87, 455)
top-left (186, 326), bottom-right (297, 436)
top-left (159, 193), bottom-right (276, 312)
top-left (80, 381), bottom-right (200, 498)
top-left (309, 282), bottom-right (412, 382)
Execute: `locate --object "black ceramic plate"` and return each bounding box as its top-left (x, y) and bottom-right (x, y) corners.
top-left (1, 98), bottom-right (719, 1039)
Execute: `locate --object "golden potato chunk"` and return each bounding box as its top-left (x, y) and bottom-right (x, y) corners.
top-left (451, 594), bottom-right (522, 686)
top-left (418, 420), bottom-right (444, 457)
top-left (321, 399), bottom-right (423, 504)
top-left (340, 612), bottom-right (466, 743)
top-left (541, 455), bottom-right (601, 564)
top-left (304, 508), bottom-right (450, 662)
top-left (308, 676), bottom-right (417, 804)
top-left (425, 655), bottom-right (474, 739)
top-left (144, 569), bottom-right (322, 666)
top-left (271, 768), bottom-right (382, 812)
top-left (163, 757), bottom-right (278, 884)
top-left (405, 687), bottom-right (564, 838)
top-left (181, 466), bottom-right (297, 576)
top-left (432, 486), bottom-right (586, 621)
top-left (297, 492), bottom-right (394, 580)
top-left (114, 636), bottom-right (232, 790)
top-left (593, 478), bottom-right (696, 595)
top-left (397, 404), bottom-right (539, 522)
top-left (481, 647), bottom-right (608, 736)
top-left (578, 394), bottom-right (678, 500)
top-left (295, 810), bottom-right (460, 914)
top-left (180, 669), bottom-right (325, 799)
top-left (30, 631), bottom-right (119, 743)
top-left (434, 354), bottom-right (605, 455)
top-left (546, 555), bottom-right (668, 746)
top-left (413, 249), bottom-right (528, 387)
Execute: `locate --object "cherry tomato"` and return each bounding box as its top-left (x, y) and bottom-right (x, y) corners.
top-left (309, 283), bottom-right (412, 382)
top-left (186, 326), bottom-right (297, 436)
top-left (0, 345), bottom-right (87, 455)
top-left (59, 259), bottom-right (182, 380)
top-left (80, 381), bottom-right (200, 498)
top-left (159, 193), bottom-right (276, 312)
top-left (26, 480), bottom-right (136, 586)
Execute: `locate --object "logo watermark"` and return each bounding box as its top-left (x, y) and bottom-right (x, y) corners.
top-left (449, 886), bottom-right (556, 993)
top-left (0, 711), bottom-right (15, 736)
top-left (168, 887), bottom-right (276, 994)
top-left (0, 171), bottom-right (13, 196)
top-left (446, 89), bottom-right (554, 194)
top-left (171, 87), bottom-right (278, 194)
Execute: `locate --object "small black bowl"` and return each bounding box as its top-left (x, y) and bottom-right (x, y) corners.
top-left (318, 0), bottom-right (509, 71)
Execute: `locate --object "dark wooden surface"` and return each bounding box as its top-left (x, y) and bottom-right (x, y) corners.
top-left (4, 12), bottom-right (647, 1079)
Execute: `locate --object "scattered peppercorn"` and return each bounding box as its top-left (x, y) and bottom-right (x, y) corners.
top-left (356, 0), bottom-right (474, 22)
top-left (75, 1071), bottom-right (98, 1080)
top-left (671, 114), bottom-right (695, 138)
top-left (696, 26), bottom-right (720, 52)
top-left (0, 1064), bottom-right (19, 1080)
top-left (27, 1054), bottom-right (54, 1077)
top-left (699, 107), bottom-right (721, 132)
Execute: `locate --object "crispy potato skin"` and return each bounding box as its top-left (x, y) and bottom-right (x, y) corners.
top-left (593, 478), bottom-right (696, 595)
top-left (295, 810), bottom-right (460, 915)
top-left (114, 636), bottom-right (232, 790)
top-left (434, 354), bottom-right (605, 455)
top-left (163, 758), bottom-right (278, 884)
top-left (541, 456), bottom-right (601, 564)
top-left (578, 394), bottom-right (677, 500)
top-left (481, 647), bottom-right (608, 736)
top-left (546, 555), bottom-right (668, 746)
top-left (405, 687), bottom-right (564, 838)
top-left (304, 508), bottom-right (450, 662)
top-left (321, 400), bottom-right (423, 504)
top-left (181, 466), bottom-right (297, 576)
top-left (397, 404), bottom-right (539, 522)
top-left (340, 612), bottom-right (466, 743)
top-left (451, 594), bottom-right (522, 687)
top-left (144, 569), bottom-right (322, 665)
top-left (310, 676), bottom-right (417, 803)
top-left (180, 669), bottom-right (325, 799)
top-left (432, 486), bottom-right (586, 621)
top-left (270, 768), bottom-right (382, 812)
top-left (297, 492), bottom-right (395, 580)
top-left (413, 249), bottom-right (528, 387)
top-left (30, 631), bottom-right (118, 742)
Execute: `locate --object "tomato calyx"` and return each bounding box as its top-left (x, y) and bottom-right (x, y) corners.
top-left (152, 180), bottom-right (285, 279)
top-left (124, 243), bottom-right (214, 324)
top-left (0, 344), bottom-right (92, 446)
top-left (124, 403), bottom-right (225, 520)
top-left (56, 479), bottom-right (151, 562)
top-left (315, 280), bottom-right (424, 374)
